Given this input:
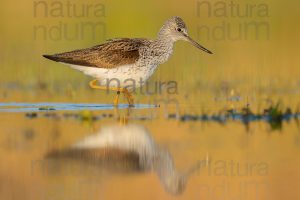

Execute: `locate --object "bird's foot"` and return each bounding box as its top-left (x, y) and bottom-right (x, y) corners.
top-left (89, 79), bottom-right (106, 90)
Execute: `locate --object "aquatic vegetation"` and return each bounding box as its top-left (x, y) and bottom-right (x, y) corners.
top-left (38, 107), bottom-right (56, 111)
top-left (169, 102), bottom-right (299, 131)
top-left (25, 112), bottom-right (38, 119)
top-left (21, 101), bottom-right (300, 132)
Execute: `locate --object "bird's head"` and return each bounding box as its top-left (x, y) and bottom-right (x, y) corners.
top-left (158, 16), bottom-right (213, 54)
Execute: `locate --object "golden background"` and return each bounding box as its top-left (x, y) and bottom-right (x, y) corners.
top-left (0, 0), bottom-right (300, 200)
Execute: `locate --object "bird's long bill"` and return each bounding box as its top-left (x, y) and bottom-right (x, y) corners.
top-left (186, 35), bottom-right (213, 54)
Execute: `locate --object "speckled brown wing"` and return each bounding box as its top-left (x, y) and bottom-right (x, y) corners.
top-left (43, 38), bottom-right (150, 69)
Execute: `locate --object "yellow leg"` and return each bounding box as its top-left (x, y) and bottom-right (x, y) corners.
top-left (89, 79), bottom-right (134, 106)
top-left (113, 91), bottom-right (120, 105)
top-left (119, 115), bottom-right (128, 125)
top-left (122, 88), bottom-right (134, 106)
top-left (114, 107), bottom-right (130, 125)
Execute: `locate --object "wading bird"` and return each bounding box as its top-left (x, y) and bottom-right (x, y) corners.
top-left (43, 16), bottom-right (212, 106)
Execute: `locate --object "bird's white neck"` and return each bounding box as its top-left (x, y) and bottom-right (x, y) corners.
top-left (153, 35), bottom-right (175, 53)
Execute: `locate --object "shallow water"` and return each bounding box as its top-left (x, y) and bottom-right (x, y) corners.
top-left (0, 102), bottom-right (157, 112)
top-left (0, 99), bottom-right (300, 200)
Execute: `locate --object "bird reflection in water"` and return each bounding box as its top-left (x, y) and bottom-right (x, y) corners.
top-left (46, 109), bottom-right (207, 195)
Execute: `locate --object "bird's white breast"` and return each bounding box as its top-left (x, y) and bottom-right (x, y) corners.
top-left (68, 63), bottom-right (157, 88)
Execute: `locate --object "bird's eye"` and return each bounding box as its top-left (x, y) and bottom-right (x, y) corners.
top-left (177, 28), bottom-right (182, 32)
